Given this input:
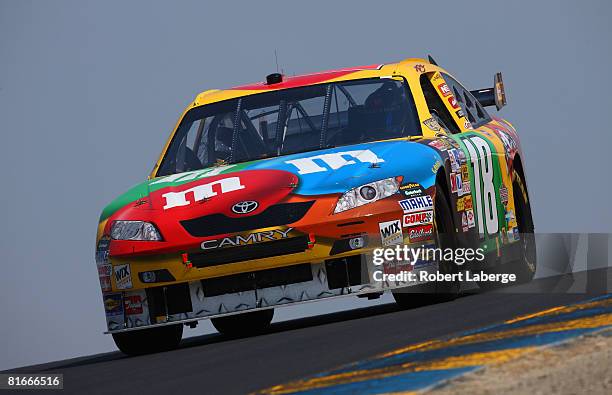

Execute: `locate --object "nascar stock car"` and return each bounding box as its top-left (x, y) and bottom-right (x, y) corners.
top-left (96, 56), bottom-right (536, 354)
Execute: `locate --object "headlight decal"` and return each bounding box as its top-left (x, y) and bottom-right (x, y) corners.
top-left (110, 221), bottom-right (162, 241)
top-left (334, 177), bottom-right (400, 214)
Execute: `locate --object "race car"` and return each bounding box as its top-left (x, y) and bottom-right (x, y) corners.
top-left (95, 56), bottom-right (536, 355)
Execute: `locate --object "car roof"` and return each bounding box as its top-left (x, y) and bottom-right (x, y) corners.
top-left (191, 58), bottom-right (436, 107)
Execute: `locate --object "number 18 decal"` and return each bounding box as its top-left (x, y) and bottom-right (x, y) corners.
top-left (463, 136), bottom-right (498, 235)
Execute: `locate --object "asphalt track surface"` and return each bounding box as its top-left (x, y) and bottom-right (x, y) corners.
top-left (8, 268), bottom-right (611, 395)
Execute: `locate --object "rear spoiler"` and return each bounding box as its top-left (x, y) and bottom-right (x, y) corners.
top-left (470, 72), bottom-right (507, 110)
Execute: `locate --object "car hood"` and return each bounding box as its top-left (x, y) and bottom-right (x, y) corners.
top-left (100, 139), bottom-right (441, 222)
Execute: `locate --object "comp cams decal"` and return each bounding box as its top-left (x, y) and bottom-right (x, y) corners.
top-left (403, 210), bottom-right (433, 227)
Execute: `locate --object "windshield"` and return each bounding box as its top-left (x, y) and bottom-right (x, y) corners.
top-left (157, 78), bottom-right (420, 176)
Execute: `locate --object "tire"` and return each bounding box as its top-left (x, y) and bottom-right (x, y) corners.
top-left (211, 309), bottom-right (274, 336)
top-left (508, 169), bottom-right (537, 282)
top-left (478, 169), bottom-right (537, 290)
top-left (112, 324), bottom-right (183, 356)
top-left (393, 184), bottom-right (460, 308)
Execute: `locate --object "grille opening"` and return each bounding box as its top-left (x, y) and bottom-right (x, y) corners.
top-left (325, 255), bottom-right (364, 289)
top-left (146, 282), bottom-right (192, 321)
top-left (180, 201), bottom-right (314, 237)
top-left (201, 263), bottom-right (313, 297)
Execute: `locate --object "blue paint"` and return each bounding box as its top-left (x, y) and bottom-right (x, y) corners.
top-left (249, 140), bottom-right (440, 195)
top-left (266, 295), bottom-right (611, 394)
top-left (325, 327), bottom-right (603, 374)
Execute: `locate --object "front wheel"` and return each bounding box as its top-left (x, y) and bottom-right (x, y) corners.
top-left (112, 324), bottom-right (183, 356)
top-left (211, 309), bottom-right (274, 336)
top-left (393, 184), bottom-right (460, 308)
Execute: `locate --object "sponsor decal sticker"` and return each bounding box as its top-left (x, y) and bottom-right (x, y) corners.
top-left (461, 212), bottom-right (469, 232)
top-left (428, 139), bottom-right (450, 151)
top-left (423, 118), bottom-right (441, 131)
top-left (98, 264), bottom-right (112, 292)
top-left (455, 173), bottom-right (464, 196)
top-left (432, 160), bottom-right (441, 173)
top-left (96, 237), bottom-right (110, 265)
top-left (400, 183), bottom-right (424, 197)
top-left (466, 209), bottom-right (476, 228)
top-left (456, 109), bottom-right (465, 118)
top-left (408, 224), bottom-right (434, 242)
top-left (162, 176), bottom-right (245, 210)
top-left (114, 264), bottom-right (132, 290)
top-left (124, 295), bottom-right (143, 315)
top-left (403, 210), bottom-right (433, 227)
top-left (505, 209), bottom-right (517, 228)
top-left (464, 120), bottom-right (472, 129)
top-left (461, 164), bottom-right (470, 181)
top-left (414, 64), bottom-right (426, 73)
top-left (461, 177), bottom-right (471, 195)
top-left (500, 185), bottom-right (509, 206)
top-left (285, 150), bottom-right (383, 175)
top-left (379, 220), bottom-right (403, 246)
top-left (201, 228), bottom-right (293, 250)
top-left (448, 96), bottom-right (460, 109)
top-left (399, 195), bottom-right (434, 213)
top-left (448, 149), bottom-right (460, 171)
top-left (450, 173), bottom-right (458, 193)
top-left (457, 195), bottom-right (473, 212)
top-left (437, 83), bottom-right (452, 97)
top-left (104, 293), bottom-right (123, 317)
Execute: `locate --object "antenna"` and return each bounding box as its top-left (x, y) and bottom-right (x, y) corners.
top-left (274, 49), bottom-right (279, 73)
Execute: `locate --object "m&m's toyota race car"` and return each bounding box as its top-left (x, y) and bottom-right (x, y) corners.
top-left (96, 56), bottom-right (536, 355)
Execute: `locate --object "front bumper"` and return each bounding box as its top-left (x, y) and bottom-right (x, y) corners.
top-left (104, 255), bottom-right (439, 333)
top-left (99, 192), bottom-right (439, 333)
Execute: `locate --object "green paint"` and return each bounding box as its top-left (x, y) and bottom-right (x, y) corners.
top-left (99, 161), bottom-right (253, 222)
top-left (450, 132), bottom-right (506, 253)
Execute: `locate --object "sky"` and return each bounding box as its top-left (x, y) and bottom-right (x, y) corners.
top-left (0, 0), bottom-right (611, 371)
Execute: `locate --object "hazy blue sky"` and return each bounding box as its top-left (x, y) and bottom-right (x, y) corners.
top-left (1, 0), bottom-right (610, 370)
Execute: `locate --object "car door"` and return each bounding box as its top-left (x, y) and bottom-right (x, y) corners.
top-left (421, 71), bottom-right (519, 255)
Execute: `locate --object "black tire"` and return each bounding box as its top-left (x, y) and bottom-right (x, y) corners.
top-left (393, 184), bottom-right (460, 308)
top-left (112, 324), bottom-right (183, 356)
top-left (509, 169), bottom-right (537, 282)
top-left (477, 169), bottom-right (537, 290)
top-left (211, 309), bottom-right (274, 336)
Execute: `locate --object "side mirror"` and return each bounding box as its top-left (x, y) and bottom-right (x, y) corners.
top-left (470, 72), bottom-right (507, 111)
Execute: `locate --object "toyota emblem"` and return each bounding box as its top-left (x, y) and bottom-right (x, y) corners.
top-left (231, 200), bottom-right (259, 214)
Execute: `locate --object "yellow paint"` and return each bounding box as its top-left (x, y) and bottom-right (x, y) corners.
top-left (256, 299), bottom-right (612, 395)
top-left (506, 298), bottom-right (612, 324)
top-left (257, 348), bottom-right (537, 394)
top-left (150, 58), bottom-right (461, 178)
